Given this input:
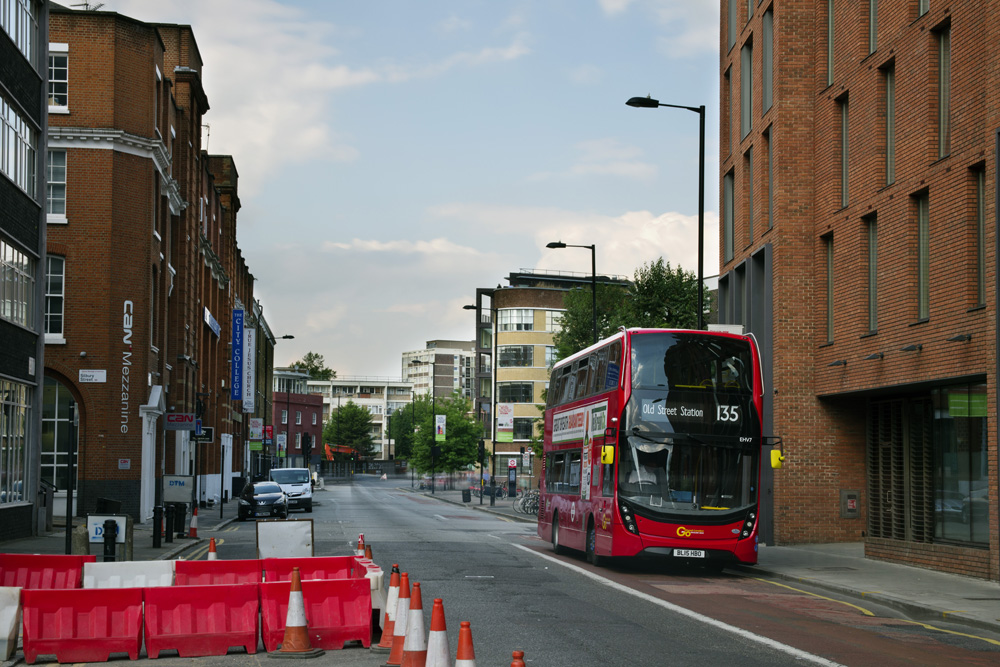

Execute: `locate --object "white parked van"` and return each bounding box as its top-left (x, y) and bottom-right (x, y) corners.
top-left (269, 467), bottom-right (313, 512)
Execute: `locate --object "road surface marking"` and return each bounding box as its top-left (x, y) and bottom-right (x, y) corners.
top-left (515, 544), bottom-right (846, 667)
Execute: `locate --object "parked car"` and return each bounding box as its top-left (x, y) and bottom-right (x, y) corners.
top-left (238, 481), bottom-right (288, 521)
top-left (269, 467), bottom-right (313, 513)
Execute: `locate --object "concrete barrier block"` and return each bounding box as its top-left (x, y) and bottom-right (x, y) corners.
top-left (82, 560), bottom-right (174, 588)
top-left (0, 586), bottom-right (21, 661)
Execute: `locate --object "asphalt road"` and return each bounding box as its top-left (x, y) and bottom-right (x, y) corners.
top-left (167, 476), bottom-right (1000, 667)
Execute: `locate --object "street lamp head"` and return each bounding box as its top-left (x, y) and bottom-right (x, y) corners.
top-left (626, 96), bottom-right (660, 108)
top-left (462, 304), bottom-right (476, 310)
top-left (280, 335), bottom-right (295, 340)
top-left (546, 241), bottom-right (567, 249)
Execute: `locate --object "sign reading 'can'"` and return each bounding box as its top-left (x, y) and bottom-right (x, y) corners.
top-left (164, 413), bottom-right (198, 431)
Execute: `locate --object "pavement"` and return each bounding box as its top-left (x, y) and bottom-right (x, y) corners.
top-left (3, 478), bottom-right (999, 642)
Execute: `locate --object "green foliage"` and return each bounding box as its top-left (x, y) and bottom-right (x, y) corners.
top-left (294, 352), bottom-right (336, 381)
top-left (323, 400), bottom-right (374, 459)
top-left (387, 400), bottom-right (427, 460)
top-left (408, 392), bottom-right (483, 474)
top-left (552, 257), bottom-right (707, 361)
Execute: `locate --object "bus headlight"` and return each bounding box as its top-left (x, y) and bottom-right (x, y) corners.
top-left (618, 501), bottom-right (639, 535)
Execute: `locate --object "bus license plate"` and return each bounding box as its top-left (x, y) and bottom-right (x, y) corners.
top-left (674, 549), bottom-right (705, 558)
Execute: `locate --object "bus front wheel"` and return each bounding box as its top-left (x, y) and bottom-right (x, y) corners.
top-left (551, 514), bottom-right (565, 555)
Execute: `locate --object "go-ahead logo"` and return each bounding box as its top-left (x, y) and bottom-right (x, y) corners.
top-left (677, 526), bottom-right (705, 538)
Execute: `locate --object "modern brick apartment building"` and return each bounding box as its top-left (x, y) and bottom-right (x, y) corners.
top-left (0, 0), bottom-right (49, 541)
top-left (41, 6), bottom-right (264, 524)
top-left (719, 0), bottom-right (997, 579)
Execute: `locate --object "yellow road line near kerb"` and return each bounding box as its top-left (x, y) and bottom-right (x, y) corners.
top-left (180, 537), bottom-right (224, 561)
top-left (754, 577), bottom-right (1000, 647)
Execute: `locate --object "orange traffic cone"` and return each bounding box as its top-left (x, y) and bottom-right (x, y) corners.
top-left (400, 582), bottom-right (426, 667)
top-left (385, 572), bottom-right (411, 666)
top-left (425, 598), bottom-right (449, 667)
top-left (207, 537), bottom-right (218, 560)
top-left (373, 565), bottom-right (400, 653)
top-left (510, 650), bottom-right (526, 667)
top-left (188, 505), bottom-right (198, 538)
top-left (272, 567), bottom-right (324, 658)
top-left (365, 544), bottom-right (373, 560)
top-left (357, 533), bottom-right (366, 557)
top-left (455, 622), bottom-right (476, 667)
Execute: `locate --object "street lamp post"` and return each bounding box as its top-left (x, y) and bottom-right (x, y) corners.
top-left (546, 242), bottom-right (598, 344)
top-left (626, 95), bottom-right (706, 330)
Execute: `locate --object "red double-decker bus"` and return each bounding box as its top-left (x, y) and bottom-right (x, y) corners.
top-left (538, 328), bottom-right (777, 568)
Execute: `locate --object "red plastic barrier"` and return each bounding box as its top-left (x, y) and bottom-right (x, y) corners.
top-left (144, 583), bottom-right (260, 658)
top-left (0, 554), bottom-right (96, 589)
top-left (260, 578), bottom-right (371, 651)
top-left (21, 587), bottom-right (142, 664)
top-left (262, 556), bottom-right (363, 583)
top-left (174, 559), bottom-right (262, 586)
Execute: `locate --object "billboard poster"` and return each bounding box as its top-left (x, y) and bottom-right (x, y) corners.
top-left (230, 309), bottom-right (244, 400)
top-left (496, 403), bottom-right (514, 443)
top-left (435, 415), bottom-right (446, 442)
top-left (242, 327), bottom-right (256, 412)
top-left (249, 418), bottom-right (264, 440)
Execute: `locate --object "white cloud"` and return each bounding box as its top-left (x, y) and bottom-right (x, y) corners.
top-left (569, 64), bottom-right (604, 85)
top-left (530, 138), bottom-right (656, 182)
top-left (439, 15), bottom-right (473, 33)
top-left (322, 238), bottom-right (483, 256)
top-left (599, 0), bottom-right (637, 16)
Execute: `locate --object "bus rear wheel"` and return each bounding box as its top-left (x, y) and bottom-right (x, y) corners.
top-left (551, 514), bottom-right (565, 555)
top-left (586, 521), bottom-right (604, 567)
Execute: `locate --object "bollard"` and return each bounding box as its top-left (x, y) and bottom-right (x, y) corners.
top-left (152, 505), bottom-right (163, 549)
top-left (103, 518), bottom-right (118, 562)
top-left (489, 481), bottom-right (496, 507)
top-left (164, 504), bottom-right (174, 544)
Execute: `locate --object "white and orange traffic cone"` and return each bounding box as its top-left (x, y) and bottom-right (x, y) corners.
top-left (272, 567), bottom-right (324, 658)
top-left (207, 537), bottom-right (218, 560)
top-left (365, 544), bottom-right (373, 560)
top-left (385, 572), bottom-right (411, 667)
top-left (509, 650), bottom-right (526, 667)
top-left (400, 582), bottom-right (426, 667)
top-left (356, 533), bottom-right (366, 557)
top-left (188, 505), bottom-right (198, 538)
top-left (455, 622), bottom-right (476, 667)
top-left (425, 598), bottom-right (449, 667)
top-left (373, 565), bottom-right (400, 653)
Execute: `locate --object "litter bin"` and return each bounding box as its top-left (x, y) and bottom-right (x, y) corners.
top-left (461, 489), bottom-right (472, 503)
top-left (171, 502), bottom-right (187, 536)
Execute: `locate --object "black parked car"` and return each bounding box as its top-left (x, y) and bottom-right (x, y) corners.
top-left (238, 481), bottom-right (288, 521)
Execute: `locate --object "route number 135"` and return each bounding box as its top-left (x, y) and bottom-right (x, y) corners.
top-left (717, 405), bottom-right (740, 422)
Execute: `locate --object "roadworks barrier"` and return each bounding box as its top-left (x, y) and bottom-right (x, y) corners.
top-left (260, 577), bottom-right (371, 651)
top-left (174, 558), bottom-right (263, 586)
top-left (263, 556), bottom-right (363, 583)
top-left (0, 553), bottom-right (95, 589)
top-left (0, 586), bottom-right (21, 661)
top-left (21, 586), bottom-right (143, 664)
top-left (83, 560), bottom-right (174, 588)
top-left (143, 583), bottom-right (260, 658)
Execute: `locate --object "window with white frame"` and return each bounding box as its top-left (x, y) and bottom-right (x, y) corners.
top-left (45, 255), bottom-right (65, 340)
top-left (281, 409), bottom-right (288, 425)
top-left (1, 239), bottom-right (35, 328)
top-left (498, 309), bottom-right (533, 332)
top-left (1, 378), bottom-right (32, 504)
top-left (47, 149), bottom-right (67, 221)
top-left (1, 0), bottom-right (37, 61)
top-left (40, 377), bottom-right (74, 492)
top-left (296, 411), bottom-right (301, 425)
top-left (312, 413), bottom-right (317, 425)
top-left (544, 310), bottom-right (564, 332)
top-left (1, 93), bottom-right (37, 197)
top-left (48, 47), bottom-right (68, 110)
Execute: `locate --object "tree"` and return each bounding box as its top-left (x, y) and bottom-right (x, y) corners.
top-left (323, 400), bottom-right (375, 459)
top-left (293, 351), bottom-right (336, 380)
top-left (552, 257), bottom-right (707, 360)
top-left (409, 392), bottom-right (483, 474)
top-left (387, 400), bottom-right (427, 461)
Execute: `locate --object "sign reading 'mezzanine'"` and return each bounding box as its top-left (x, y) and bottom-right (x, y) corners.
top-left (121, 300), bottom-right (133, 434)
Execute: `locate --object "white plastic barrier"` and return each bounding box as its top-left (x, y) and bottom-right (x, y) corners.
top-left (358, 560), bottom-right (385, 618)
top-left (0, 586), bottom-right (21, 661)
top-left (82, 560), bottom-right (175, 588)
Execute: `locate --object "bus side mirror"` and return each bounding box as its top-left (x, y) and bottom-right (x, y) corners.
top-left (601, 445), bottom-right (615, 465)
top-left (771, 448), bottom-right (784, 469)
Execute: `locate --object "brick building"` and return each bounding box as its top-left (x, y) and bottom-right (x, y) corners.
top-left (272, 368), bottom-right (323, 470)
top-left (0, 0), bottom-right (49, 541)
top-left (718, 1), bottom-right (997, 579)
top-left (41, 6), bottom-right (262, 524)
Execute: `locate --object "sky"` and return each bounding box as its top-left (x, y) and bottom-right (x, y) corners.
top-left (107, 0), bottom-right (722, 377)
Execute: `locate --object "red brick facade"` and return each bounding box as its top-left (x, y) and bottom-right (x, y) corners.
top-left (719, 1), bottom-right (998, 580)
top-left (44, 8), bottom-right (262, 520)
